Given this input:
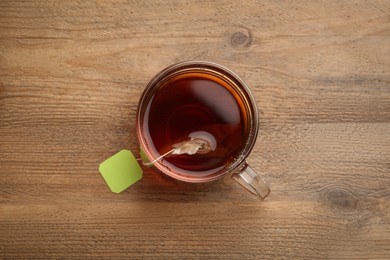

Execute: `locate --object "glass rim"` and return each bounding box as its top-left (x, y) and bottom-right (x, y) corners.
top-left (136, 60), bottom-right (259, 183)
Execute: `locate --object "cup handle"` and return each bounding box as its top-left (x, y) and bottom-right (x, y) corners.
top-left (231, 163), bottom-right (270, 200)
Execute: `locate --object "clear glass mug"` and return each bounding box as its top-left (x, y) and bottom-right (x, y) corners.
top-left (136, 61), bottom-right (270, 199)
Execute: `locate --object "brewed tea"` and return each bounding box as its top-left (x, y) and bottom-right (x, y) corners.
top-left (141, 71), bottom-right (249, 176)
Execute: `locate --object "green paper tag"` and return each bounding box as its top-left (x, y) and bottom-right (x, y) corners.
top-left (99, 149), bottom-right (143, 193)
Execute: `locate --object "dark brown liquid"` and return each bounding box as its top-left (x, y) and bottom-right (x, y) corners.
top-left (143, 72), bottom-right (248, 176)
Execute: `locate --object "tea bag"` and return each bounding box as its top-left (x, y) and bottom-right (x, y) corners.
top-left (172, 131), bottom-right (217, 155)
top-left (143, 131), bottom-right (217, 166)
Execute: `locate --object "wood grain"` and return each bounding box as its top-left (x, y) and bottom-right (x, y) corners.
top-left (1, 0), bottom-right (390, 258)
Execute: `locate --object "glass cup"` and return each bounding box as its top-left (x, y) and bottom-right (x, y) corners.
top-left (136, 61), bottom-right (270, 199)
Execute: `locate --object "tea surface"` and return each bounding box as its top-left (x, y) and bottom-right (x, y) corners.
top-left (143, 72), bottom-right (248, 175)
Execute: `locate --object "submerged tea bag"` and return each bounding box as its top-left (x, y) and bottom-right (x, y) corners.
top-left (143, 131), bottom-right (217, 166)
top-left (172, 131), bottom-right (217, 155)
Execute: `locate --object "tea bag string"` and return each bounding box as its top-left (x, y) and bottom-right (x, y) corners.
top-left (137, 148), bottom-right (174, 167)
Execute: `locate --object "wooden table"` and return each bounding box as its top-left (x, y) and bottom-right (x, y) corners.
top-left (1, 0), bottom-right (389, 258)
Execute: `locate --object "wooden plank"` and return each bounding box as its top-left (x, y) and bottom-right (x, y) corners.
top-left (1, 0), bottom-right (389, 258)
